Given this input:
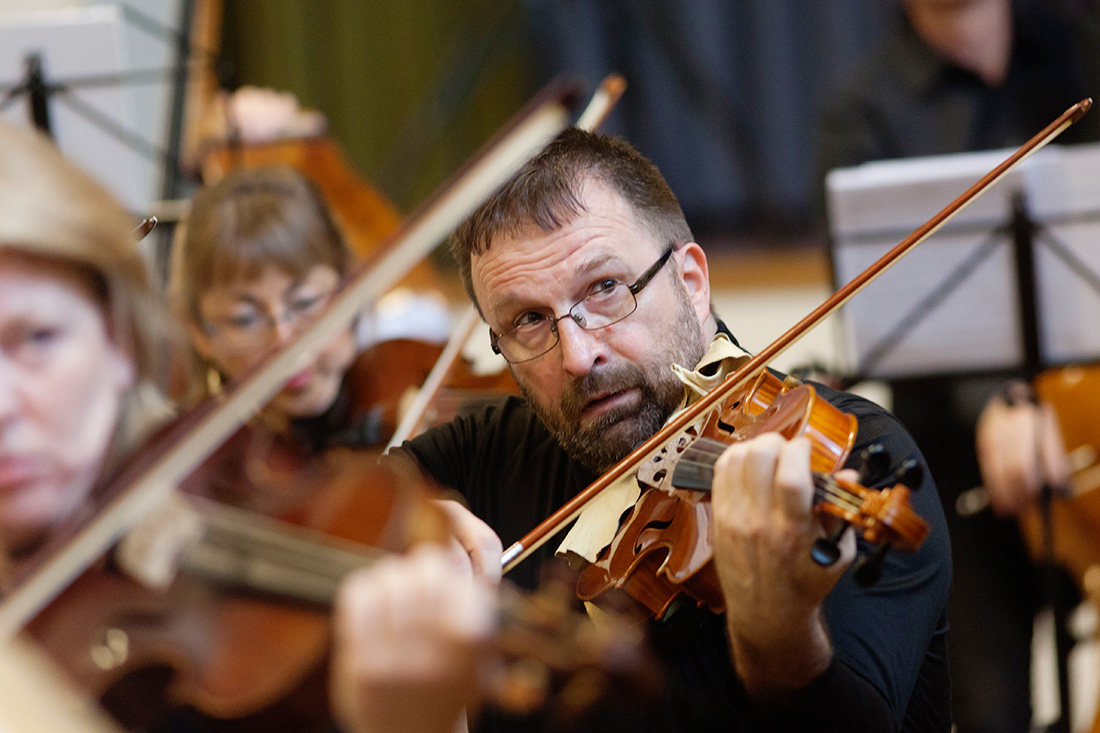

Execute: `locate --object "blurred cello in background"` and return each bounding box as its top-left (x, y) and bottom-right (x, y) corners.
top-left (976, 364), bottom-right (1100, 732)
top-left (194, 87), bottom-right (443, 295)
top-left (1015, 365), bottom-right (1100, 588)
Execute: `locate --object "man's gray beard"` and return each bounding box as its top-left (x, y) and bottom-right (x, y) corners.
top-left (520, 289), bottom-right (707, 474)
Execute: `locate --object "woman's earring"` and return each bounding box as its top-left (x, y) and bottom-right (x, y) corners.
top-left (206, 366), bottom-right (223, 396)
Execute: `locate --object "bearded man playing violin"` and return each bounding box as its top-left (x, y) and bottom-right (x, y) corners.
top-left (334, 128), bottom-right (953, 733)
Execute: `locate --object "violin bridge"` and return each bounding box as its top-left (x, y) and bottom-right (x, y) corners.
top-left (637, 421), bottom-right (707, 493)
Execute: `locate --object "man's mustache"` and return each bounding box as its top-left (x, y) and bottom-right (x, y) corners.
top-left (560, 364), bottom-right (648, 417)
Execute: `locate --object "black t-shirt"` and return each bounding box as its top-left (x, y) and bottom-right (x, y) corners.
top-left (400, 362), bottom-right (953, 731)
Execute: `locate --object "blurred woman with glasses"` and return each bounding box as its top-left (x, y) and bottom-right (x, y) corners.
top-left (169, 165), bottom-right (382, 514)
top-left (171, 166), bottom-right (356, 423)
top-left (169, 166), bottom-right (501, 574)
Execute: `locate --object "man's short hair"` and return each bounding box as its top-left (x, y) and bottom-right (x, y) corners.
top-left (450, 127), bottom-right (694, 310)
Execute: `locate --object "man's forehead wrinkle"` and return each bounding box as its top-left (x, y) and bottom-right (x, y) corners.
top-left (480, 244), bottom-right (628, 321)
top-left (474, 173), bottom-right (590, 256)
top-left (477, 238), bottom-right (573, 315)
top-left (575, 252), bottom-right (622, 277)
top-left (486, 266), bottom-right (572, 318)
top-left (474, 180), bottom-right (648, 320)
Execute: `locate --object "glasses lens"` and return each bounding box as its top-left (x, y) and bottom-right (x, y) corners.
top-left (571, 283), bottom-right (636, 330)
top-left (498, 321), bottom-right (555, 363)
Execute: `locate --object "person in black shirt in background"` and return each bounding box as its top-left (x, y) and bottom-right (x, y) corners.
top-left (331, 128), bottom-right (953, 733)
top-left (815, 1), bottom-right (1100, 730)
top-left (816, 0), bottom-right (1099, 180)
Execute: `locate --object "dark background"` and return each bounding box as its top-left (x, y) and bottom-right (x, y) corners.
top-left (219, 0), bottom-right (903, 244)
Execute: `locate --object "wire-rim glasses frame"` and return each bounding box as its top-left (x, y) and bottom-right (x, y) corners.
top-left (489, 244), bottom-right (677, 364)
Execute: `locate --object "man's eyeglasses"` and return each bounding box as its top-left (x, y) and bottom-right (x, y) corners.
top-left (490, 245), bottom-right (676, 364)
top-left (203, 289), bottom-right (334, 352)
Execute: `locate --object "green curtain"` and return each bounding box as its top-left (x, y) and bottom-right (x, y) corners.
top-left (221, 0), bottom-right (536, 215)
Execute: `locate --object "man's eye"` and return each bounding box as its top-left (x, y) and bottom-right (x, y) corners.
top-left (588, 278), bottom-right (620, 297)
top-left (513, 311), bottom-right (547, 329)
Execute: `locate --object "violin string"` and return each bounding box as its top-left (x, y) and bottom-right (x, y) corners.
top-left (675, 444), bottom-right (924, 547)
top-left (671, 454), bottom-right (864, 513)
top-left (681, 437), bottom-right (866, 506)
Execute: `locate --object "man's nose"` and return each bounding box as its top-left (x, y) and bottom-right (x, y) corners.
top-left (555, 318), bottom-right (607, 376)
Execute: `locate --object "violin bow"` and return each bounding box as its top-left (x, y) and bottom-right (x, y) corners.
top-left (0, 79), bottom-right (578, 640)
top-left (501, 97), bottom-right (1094, 573)
top-left (384, 74), bottom-right (629, 452)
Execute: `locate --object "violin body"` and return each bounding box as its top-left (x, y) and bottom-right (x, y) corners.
top-left (26, 453), bottom-right (447, 727)
top-left (576, 372), bottom-right (858, 617)
top-left (27, 565), bottom-right (330, 724)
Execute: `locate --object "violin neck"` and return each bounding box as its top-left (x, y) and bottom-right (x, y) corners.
top-left (121, 498), bottom-right (383, 607)
top-left (186, 503), bottom-right (384, 606)
top-left (671, 437), bottom-right (847, 507)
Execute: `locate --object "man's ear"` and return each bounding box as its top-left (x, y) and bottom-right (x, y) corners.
top-left (678, 242), bottom-right (711, 324)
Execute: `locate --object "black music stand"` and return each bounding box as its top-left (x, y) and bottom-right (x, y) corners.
top-left (0, 2), bottom-right (205, 213)
top-left (827, 142), bottom-right (1100, 732)
top-left (826, 144), bottom-right (1100, 382)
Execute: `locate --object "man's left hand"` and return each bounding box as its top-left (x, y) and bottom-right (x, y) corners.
top-left (710, 434), bottom-right (855, 700)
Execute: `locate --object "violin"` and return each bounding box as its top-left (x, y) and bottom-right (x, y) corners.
top-left (349, 336), bottom-right (519, 450)
top-left (26, 454), bottom-right (444, 728)
top-left (500, 98), bottom-right (1094, 619)
top-left (575, 371), bottom-right (929, 617)
top-left (175, 338), bottom-right (518, 520)
top-left (1006, 364), bottom-right (1100, 590)
top-left (29, 456), bottom-right (657, 729)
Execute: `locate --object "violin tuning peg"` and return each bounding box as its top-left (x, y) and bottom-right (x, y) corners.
top-left (853, 543), bottom-right (891, 587)
top-left (891, 458), bottom-right (924, 491)
top-left (811, 525), bottom-right (849, 567)
top-left (857, 444), bottom-right (890, 485)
